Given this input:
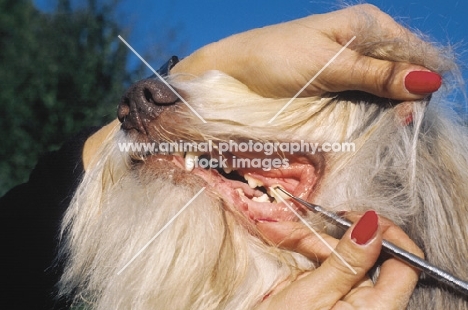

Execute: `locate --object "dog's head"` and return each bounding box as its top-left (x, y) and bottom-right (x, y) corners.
top-left (58, 36), bottom-right (468, 309)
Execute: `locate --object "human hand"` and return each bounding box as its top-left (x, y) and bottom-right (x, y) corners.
top-left (255, 211), bottom-right (423, 310)
top-left (172, 4), bottom-right (442, 100)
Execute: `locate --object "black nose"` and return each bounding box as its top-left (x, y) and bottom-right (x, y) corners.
top-left (117, 78), bottom-right (179, 133)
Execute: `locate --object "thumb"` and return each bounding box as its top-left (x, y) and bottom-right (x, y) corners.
top-left (323, 49), bottom-right (442, 101)
top-left (260, 210), bottom-right (382, 310)
top-left (312, 210), bottom-right (381, 306)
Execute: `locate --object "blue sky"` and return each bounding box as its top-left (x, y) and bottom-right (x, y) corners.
top-left (34, 0), bottom-right (468, 94)
top-left (106, 1), bottom-right (467, 53)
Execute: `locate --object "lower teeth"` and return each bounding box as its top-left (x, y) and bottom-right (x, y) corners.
top-left (236, 188), bottom-right (245, 197)
top-left (252, 193), bottom-right (270, 203)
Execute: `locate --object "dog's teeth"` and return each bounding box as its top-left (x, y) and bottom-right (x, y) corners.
top-left (185, 153), bottom-right (198, 172)
top-left (235, 188), bottom-right (245, 197)
top-left (223, 166), bottom-right (233, 174)
top-left (268, 185), bottom-right (291, 202)
top-left (183, 151), bottom-right (203, 158)
top-left (244, 175), bottom-right (263, 189)
top-left (252, 193), bottom-right (270, 203)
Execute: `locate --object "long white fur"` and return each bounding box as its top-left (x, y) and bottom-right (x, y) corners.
top-left (58, 19), bottom-right (468, 310)
top-left (58, 127), bottom-right (314, 309)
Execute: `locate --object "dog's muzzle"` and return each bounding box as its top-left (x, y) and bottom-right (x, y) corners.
top-left (117, 78), bottom-right (179, 134)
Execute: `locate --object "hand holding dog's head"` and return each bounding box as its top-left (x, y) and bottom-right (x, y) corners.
top-left (173, 4), bottom-right (447, 100)
top-left (61, 5), bottom-right (467, 310)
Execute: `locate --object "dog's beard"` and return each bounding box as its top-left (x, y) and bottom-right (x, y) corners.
top-left (58, 69), bottom-right (468, 309)
top-left (58, 128), bottom-right (313, 309)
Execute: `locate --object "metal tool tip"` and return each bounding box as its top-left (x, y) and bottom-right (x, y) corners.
top-left (274, 186), bottom-right (294, 198)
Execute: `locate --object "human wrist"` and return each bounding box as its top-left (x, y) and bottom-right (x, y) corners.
top-left (170, 41), bottom-right (222, 76)
top-left (170, 34), bottom-right (248, 81)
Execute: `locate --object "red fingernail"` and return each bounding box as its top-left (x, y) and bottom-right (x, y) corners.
top-left (351, 210), bottom-right (378, 245)
top-left (405, 71), bottom-right (442, 94)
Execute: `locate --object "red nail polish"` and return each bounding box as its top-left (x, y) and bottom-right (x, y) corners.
top-left (351, 210), bottom-right (378, 245)
top-left (405, 71), bottom-right (442, 94)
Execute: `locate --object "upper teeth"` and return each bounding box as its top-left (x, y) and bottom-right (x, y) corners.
top-left (244, 175), bottom-right (263, 189)
top-left (181, 154), bottom-right (293, 203)
top-left (223, 160), bottom-right (233, 174)
top-left (184, 152), bottom-right (202, 171)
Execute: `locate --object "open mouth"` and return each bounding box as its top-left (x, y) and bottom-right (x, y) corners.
top-left (132, 147), bottom-right (321, 223)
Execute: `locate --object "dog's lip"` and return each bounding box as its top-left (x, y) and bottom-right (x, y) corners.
top-left (236, 162), bottom-right (318, 201)
top-left (168, 152), bottom-right (316, 196)
top-left (165, 152), bottom-right (319, 222)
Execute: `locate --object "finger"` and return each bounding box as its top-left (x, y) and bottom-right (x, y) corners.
top-left (354, 276), bottom-right (374, 289)
top-left (373, 222), bottom-right (423, 306)
top-left (311, 4), bottom-right (443, 100)
top-left (318, 46), bottom-right (441, 101)
top-left (330, 4), bottom-right (439, 59)
top-left (260, 211), bottom-right (383, 310)
top-left (344, 213), bottom-right (423, 307)
top-left (332, 4), bottom-right (421, 42)
top-left (256, 221), bottom-right (338, 261)
top-left (370, 258), bottom-right (420, 308)
top-left (308, 210), bottom-right (382, 306)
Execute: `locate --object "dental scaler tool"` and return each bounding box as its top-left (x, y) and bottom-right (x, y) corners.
top-left (275, 187), bottom-right (468, 296)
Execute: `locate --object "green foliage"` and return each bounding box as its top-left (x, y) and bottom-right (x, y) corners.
top-left (0, 0), bottom-right (176, 195)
